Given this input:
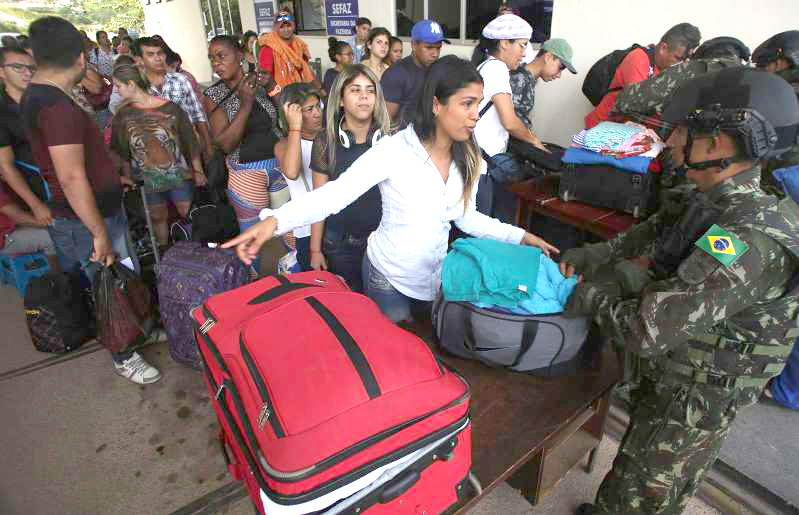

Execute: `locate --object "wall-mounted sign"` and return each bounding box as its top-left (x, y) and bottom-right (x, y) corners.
top-left (254, 0), bottom-right (275, 33)
top-left (325, 0), bottom-right (359, 37)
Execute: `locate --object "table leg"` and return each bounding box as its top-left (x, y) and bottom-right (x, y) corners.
top-left (582, 388), bottom-right (613, 473)
top-left (515, 198), bottom-right (531, 229)
top-left (507, 448), bottom-right (545, 505)
top-left (586, 447), bottom-right (598, 474)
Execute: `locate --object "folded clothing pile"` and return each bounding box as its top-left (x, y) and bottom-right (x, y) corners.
top-left (441, 238), bottom-right (577, 315)
top-left (571, 121), bottom-right (665, 159)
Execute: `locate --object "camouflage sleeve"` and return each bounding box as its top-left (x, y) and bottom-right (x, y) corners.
top-left (581, 213), bottom-right (660, 270)
top-left (594, 227), bottom-right (768, 358)
top-left (613, 62), bottom-right (693, 117)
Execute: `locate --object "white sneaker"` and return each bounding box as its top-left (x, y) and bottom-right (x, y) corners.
top-left (113, 352), bottom-right (162, 384)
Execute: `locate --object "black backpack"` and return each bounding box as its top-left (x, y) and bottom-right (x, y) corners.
top-left (25, 273), bottom-right (95, 353)
top-left (582, 45), bottom-right (655, 106)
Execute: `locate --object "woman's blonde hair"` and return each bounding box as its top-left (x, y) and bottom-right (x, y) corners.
top-left (324, 63), bottom-right (392, 170)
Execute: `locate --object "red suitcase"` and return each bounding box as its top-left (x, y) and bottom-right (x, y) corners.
top-left (192, 275), bottom-right (472, 514)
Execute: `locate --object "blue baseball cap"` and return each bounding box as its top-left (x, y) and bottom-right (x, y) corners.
top-left (411, 20), bottom-right (450, 44)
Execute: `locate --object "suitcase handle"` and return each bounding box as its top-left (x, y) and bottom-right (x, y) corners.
top-left (378, 469), bottom-right (420, 504)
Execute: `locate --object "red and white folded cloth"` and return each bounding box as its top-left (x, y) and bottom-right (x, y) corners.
top-left (572, 121), bottom-right (664, 158)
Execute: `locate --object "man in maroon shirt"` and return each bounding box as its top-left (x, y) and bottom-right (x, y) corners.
top-left (21, 17), bottom-right (161, 385)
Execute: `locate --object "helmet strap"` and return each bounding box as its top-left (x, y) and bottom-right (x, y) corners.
top-left (682, 128), bottom-right (744, 172)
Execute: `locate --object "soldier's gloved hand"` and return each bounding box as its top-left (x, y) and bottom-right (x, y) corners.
top-left (614, 258), bottom-right (654, 297)
top-left (559, 248), bottom-right (587, 280)
top-left (564, 281), bottom-right (621, 318)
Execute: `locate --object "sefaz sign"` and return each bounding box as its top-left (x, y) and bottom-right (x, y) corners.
top-left (325, 0), bottom-right (359, 37)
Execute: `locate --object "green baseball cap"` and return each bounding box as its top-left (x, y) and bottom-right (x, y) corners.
top-left (542, 38), bottom-right (576, 74)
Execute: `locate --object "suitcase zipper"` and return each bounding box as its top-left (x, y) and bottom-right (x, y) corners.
top-left (256, 380), bottom-right (470, 482)
top-left (240, 336), bottom-right (285, 437)
top-left (199, 317), bottom-right (216, 334)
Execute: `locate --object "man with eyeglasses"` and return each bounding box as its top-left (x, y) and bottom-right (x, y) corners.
top-left (585, 22), bottom-right (700, 129)
top-left (0, 47), bottom-right (53, 227)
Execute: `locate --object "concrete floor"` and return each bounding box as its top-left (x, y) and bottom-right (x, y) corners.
top-left (0, 281), bottom-right (738, 514)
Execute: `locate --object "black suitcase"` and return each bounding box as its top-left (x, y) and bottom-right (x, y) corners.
top-left (558, 164), bottom-right (658, 218)
top-left (507, 138), bottom-right (566, 178)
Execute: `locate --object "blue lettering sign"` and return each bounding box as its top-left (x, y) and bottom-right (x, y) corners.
top-left (325, 0), bottom-right (358, 37)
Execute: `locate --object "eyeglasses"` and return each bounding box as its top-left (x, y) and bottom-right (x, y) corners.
top-left (275, 14), bottom-right (295, 23)
top-left (2, 63), bottom-right (36, 73)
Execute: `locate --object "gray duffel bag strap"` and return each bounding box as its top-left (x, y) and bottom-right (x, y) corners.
top-left (461, 304), bottom-right (538, 369)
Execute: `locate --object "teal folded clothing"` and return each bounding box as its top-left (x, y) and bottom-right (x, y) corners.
top-left (442, 238), bottom-right (540, 308)
top-left (562, 147), bottom-right (652, 174)
top-left (473, 253), bottom-right (578, 315)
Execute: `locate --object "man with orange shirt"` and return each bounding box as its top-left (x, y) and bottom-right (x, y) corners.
top-left (258, 10), bottom-right (323, 92)
top-left (585, 23), bottom-right (700, 129)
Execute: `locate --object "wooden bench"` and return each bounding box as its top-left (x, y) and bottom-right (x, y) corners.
top-left (404, 322), bottom-right (620, 511)
top-left (506, 175), bottom-right (638, 240)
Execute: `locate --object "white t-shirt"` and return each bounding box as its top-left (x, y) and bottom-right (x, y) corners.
top-left (283, 138), bottom-right (315, 239)
top-left (474, 57), bottom-right (512, 157)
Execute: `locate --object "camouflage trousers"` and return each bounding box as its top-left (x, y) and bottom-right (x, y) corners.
top-left (595, 377), bottom-right (739, 514)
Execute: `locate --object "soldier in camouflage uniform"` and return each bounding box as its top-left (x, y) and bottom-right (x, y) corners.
top-left (753, 31), bottom-right (799, 197)
top-left (563, 68), bottom-right (799, 515)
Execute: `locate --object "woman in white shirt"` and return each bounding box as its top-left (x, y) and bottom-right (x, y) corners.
top-left (472, 14), bottom-right (549, 217)
top-left (223, 55), bottom-right (557, 322)
top-left (273, 83), bottom-right (324, 271)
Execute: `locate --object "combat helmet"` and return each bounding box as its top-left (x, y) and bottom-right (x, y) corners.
top-left (662, 67), bottom-right (799, 169)
top-left (753, 30), bottom-right (799, 68)
top-left (693, 36), bottom-right (750, 63)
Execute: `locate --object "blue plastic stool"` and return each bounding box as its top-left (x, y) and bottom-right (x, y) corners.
top-left (0, 252), bottom-right (51, 296)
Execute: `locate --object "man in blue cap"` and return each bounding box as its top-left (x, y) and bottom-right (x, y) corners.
top-left (381, 19), bottom-right (448, 124)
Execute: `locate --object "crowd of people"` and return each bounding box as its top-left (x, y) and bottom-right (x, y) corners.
top-left (1, 6), bottom-right (799, 515)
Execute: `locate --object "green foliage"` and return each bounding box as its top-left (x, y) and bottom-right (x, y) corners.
top-left (0, 0), bottom-right (144, 35)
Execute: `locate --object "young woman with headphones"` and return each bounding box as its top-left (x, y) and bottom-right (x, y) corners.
top-left (306, 64), bottom-right (390, 292)
top-left (223, 56), bottom-right (557, 323)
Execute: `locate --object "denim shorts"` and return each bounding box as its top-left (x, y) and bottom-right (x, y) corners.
top-left (144, 180), bottom-right (194, 206)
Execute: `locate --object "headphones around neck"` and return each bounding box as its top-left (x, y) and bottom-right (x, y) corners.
top-left (338, 117), bottom-right (383, 148)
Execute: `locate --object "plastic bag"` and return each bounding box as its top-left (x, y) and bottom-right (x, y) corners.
top-left (95, 263), bottom-right (154, 353)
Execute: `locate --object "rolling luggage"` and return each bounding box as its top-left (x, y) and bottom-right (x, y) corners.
top-left (156, 242), bottom-right (250, 369)
top-left (433, 294), bottom-right (590, 377)
top-left (558, 164), bottom-right (659, 218)
top-left (191, 280), bottom-right (472, 514)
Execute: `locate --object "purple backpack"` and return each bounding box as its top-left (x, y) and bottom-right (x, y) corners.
top-left (156, 242), bottom-right (250, 369)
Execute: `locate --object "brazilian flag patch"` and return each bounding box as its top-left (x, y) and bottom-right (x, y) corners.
top-left (694, 224), bottom-right (749, 267)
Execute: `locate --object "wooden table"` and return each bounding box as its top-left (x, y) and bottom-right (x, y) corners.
top-left (507, 176), bottom-right (638, 240)
top-left (405, 322), bottom-right (621, 511)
